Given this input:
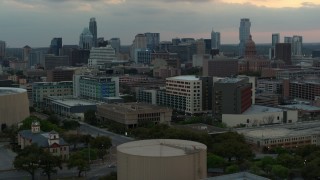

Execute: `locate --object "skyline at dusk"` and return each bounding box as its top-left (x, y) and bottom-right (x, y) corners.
top-left (0, 0), bottom-right (319, 47)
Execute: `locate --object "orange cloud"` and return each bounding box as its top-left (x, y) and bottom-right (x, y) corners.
top-left (220, 0), bottom-right (320, 8)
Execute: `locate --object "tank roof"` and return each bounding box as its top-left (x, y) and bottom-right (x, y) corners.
top-left (117, 139), bottom-right (206, 157)
top-left (0, 87), bottom-right (27, 96)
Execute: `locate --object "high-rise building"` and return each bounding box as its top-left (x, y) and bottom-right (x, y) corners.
top-left (275, 43), bottom-right (291, 65)
top-left (272, 33), bottom-right (280, 47)
top-left (145, 32), bottom-right (160, 51)
top-left (238, 18), bottom-right (251, 56)
top-left (172, 38), bottom-right (181, 46)
top-left (292, 35), bottom-right (303, 56)
top-left (89, 17), bottom-right (97, 47)
top-left (134, 49), bottom-right (152, 64)
top-left (109, 38), bottom-right (121, 54)
top-left (79, 28), bottom-right (93, 50)
top-left (270, 33), bottom-right (280, 59)
top-left (284, 37), bottom-right (292, 43)
top-left (44, 55), bottom-right (69, 70)
top-left (131, 34), bottom-right (147, 59)
top-left (0, 41), bottom-right (5, 60)
top-left (49, 38), bottom-right (62, 56)
top-left (23, 45), bottom-right (32, 64)
top-left (211, 29), bottom-right (221, 50)
top-left (196, 39), bottom-right (205, 54)
top-left (88, 45), bottom-right (116, 68)
top-left (213, 78), bottom-right (252, 117)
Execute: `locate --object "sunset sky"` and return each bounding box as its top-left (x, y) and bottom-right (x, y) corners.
top-left (0, 0), bottom-right (319, 47)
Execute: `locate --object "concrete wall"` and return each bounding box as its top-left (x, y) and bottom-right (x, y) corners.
top-left (117, 148), bottom-right (207, 180)
top-left (0, 89), bottom-right (29, 130)
top-left (222, 110), bottom-right (298, 127)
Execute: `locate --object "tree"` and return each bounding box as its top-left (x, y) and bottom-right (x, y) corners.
top-left (13, 144), bottom-right (43, 180)
top-left (225, 164), bottom-right (239, 174)
top-left (84, 110), bottom-right (97, 125)
top-left (271, 165), bottom-right (289, 179)
top-left (90, 136), bottom-right (112, 160)
top-left (207, 153), bottom-right (226, 168)
top-left (47, 115), bottom-right (60, 126)
top-left (68, 151), bottom-right (90, 177)
top-left (62, 120), bottom-right (80, 130)
top-left (302, 158), bottom-right (320, 179)
top-left (39, 151), bottom-right (62, 180)
top-left (212, 132), bottom-right (254, 162)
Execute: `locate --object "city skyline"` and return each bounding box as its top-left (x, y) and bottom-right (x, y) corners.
top-left (0, 0), bottom-right (319, 47)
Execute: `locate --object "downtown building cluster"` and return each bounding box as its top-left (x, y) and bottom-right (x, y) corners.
top-left (1, 17), bottom-right (320, 152)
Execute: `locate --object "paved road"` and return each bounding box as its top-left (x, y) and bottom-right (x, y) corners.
top-left (0, 163), bottom-right (116, 180)
top-left (0, 142), bottom-right (16, 171)
top-left (78, 122), bottom-right (133, 145)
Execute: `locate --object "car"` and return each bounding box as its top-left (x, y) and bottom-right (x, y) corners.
top-left (108, 164), bottom-right (116, 168)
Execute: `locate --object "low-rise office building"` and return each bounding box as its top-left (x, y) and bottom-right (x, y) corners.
top-left (96, 103), bottom-right (172, 128)
top-left (32, 81), bottom-right (73, 107)
top-left (44, 96), bottom-right (97, 118)
top-left (237, 121), bottom-right (320, 150)
top-left (222, 105), bottom-right (298, 127)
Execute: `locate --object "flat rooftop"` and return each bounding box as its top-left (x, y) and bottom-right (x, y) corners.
top-left (280, 104), bottom-right (320, 111)
top-left (218, 77), bottom-right (243, 83)
top-left (237, 121), bottom-right (320, 140)
top-left (167, 75), bottom-right (200, 81)
top-left (242, 105), bottom-right (283, 115)
top-left (53, 98), bottom-right (96, 107)
top-left (174, 123), bottom-right (228, 135)
top-left (98, 102), bottom-right (170, 113)
top-left (0, 87), bottom-right (26, 96)
top-left (117, 139), bottom-right (206, 157)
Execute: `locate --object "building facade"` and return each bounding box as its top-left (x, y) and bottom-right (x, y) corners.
top-left (213, 78), bottom-right (252, 117)
top-left (89, 17), bottom-right (97, 47)
top-left (239, 18), bottom-right (251, 56)
top-left (32, 81), bottom-right (73, 107)
top-left (166, 76), bottom-right (203, 114)
top-left (97, 103), bottom-right (172, 128)
top-left (79, 28), bottom-right (93, 50)
top-left (88, 45), bottom-right (116, 67)
top-left (211, 30), bottom-right (221, 50)
top-left (73, 75), bottom-right (119, 101)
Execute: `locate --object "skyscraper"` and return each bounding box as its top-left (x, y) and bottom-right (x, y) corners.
top-left (292, 35), bottom-right (303, 56)
top-left (270, 33), bottom-right (280, 59)
top-left (144, 32), bottom-right (160, 51)
top-left (0, 41), bottom-right (5, 60)
top-left (49, 38), bottom-right (62, 56)
top-left (211, 29), bottom-right (220, 50)
top-left (89, 17), bottom-right (97, 47)
top-left (275, 43), bottom-right (291, 65)
top-left (284, 37), bottom-right (292, 43)
top-left (79, 28), bottom-right (93, 50)
top-left (272, 33), bottom-right (280, 47)
top-left (109, 38), bottom-right (121, 54)
top-left (239, 18), bottom-right (251, 57)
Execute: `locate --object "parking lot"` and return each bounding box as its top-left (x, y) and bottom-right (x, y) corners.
top-left (0, 142), bottom-right (16, 171)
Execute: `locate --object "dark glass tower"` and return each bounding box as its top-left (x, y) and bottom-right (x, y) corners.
top-left (89, 17), bottom-right (97, 47)
top-left (49, 38), bottom-right (62, 56)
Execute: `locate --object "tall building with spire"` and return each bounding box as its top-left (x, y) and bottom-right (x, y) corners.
top-left (89, 17), bottom-right (97, 47)
top-left (79, 28), bottom-right (93, 50)
top-left (239, 18), bottom-right (251, 57)
top-left (211, 29), bottom-right (220, 50)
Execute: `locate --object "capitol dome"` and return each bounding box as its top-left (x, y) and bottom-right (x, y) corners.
top-left (245, 35), bottom-right (257, 59)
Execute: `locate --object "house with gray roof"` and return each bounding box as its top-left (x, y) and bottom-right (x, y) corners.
top-left (18, 121), bottom-right (69, 160)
